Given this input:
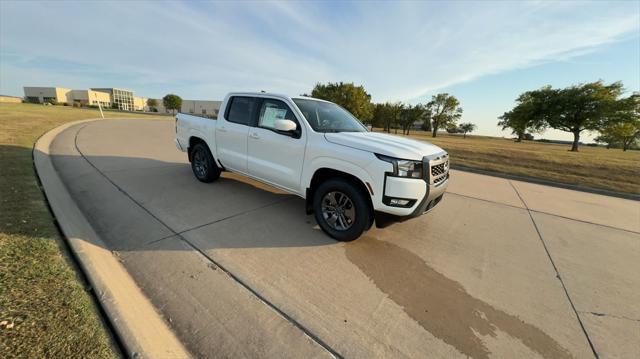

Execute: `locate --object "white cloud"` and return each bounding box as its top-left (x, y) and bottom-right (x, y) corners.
top-left (1, 0), bottom-right (638, 102)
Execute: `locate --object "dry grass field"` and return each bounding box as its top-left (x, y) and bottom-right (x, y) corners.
top-left (0, 103), bottom-right (168, 357)
top-left (378, 129), bottom-right (640, 195)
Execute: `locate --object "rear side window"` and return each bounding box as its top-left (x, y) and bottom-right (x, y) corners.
top-left (226, 96), bottom-right (258, 125)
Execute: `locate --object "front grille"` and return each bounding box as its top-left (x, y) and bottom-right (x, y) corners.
top-left (428, 157), bottom-right (449, 185)
top-left (431, 162), bottom-right (447, 176)
top-left (433, 174), bottom-right (448, 185)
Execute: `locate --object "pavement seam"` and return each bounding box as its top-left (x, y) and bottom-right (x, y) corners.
top-left (102, 163), bottom-right (186, 174)
top-left (145, 197), bottom-right (295, 245)
top-left (508, 180), bottom-right (600, 359)
top-left (73, 123), bottom-right (342, 359)
top-left (577, 311), bottom-right (640, 323)
top-left (447, 191), bottom-right (640, 235)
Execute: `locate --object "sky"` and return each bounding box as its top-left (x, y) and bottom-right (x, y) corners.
top-left (1, 0), bottom-right (638, 141)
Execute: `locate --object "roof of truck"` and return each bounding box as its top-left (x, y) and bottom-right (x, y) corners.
top-left (226, 92), bottom-right (331, 103)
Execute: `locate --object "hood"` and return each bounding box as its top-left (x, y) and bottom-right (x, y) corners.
top-left (324, 132), bottom-right (445, 160)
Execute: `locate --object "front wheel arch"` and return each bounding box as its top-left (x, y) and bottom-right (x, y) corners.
top-left (306, 168), bottom-right (374, 229)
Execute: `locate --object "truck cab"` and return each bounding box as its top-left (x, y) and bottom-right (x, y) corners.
top-left (176, 92), bottom-right (449, 241)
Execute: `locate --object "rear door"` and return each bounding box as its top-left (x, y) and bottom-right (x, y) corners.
top-left (247, 98), bottom-right (306, 192)
top-left (216, 96), bottom-right (258, 173)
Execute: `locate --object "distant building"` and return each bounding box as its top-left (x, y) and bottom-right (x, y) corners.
top-left (69, 89), bottom-right (112, 108)
top-left (23, 86), bottom-right (146, 111)
top-left (24, 87), bottom-right (71, 104)
top-left (152, 99), bottom-right (222, 118)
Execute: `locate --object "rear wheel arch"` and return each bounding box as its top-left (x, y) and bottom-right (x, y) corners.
top-left (188, 136), bottom-right (208, 162)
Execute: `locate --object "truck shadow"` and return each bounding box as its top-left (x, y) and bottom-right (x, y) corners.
top-left (47, 149), bottom-right (338, 250)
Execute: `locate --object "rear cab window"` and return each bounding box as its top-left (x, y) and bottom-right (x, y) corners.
top-left (225, 96), bottom-right (259, 125)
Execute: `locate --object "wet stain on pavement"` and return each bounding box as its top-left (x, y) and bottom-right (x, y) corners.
top-left (345, 238), bottom-right (571, 359)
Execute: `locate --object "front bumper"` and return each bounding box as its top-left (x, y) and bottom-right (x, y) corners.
top-left (376, 151), bottom-right (449, 217)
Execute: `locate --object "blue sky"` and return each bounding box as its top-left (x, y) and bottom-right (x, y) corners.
top-left (1, 0), bottom-right (638, 141)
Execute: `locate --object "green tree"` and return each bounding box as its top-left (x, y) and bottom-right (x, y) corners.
top-left (426, 93), bottom-right (463, 137)
top-left (371, 103), bottom-right (385, 129)
top-left (422, 111), bottom-right (432, 132)
top-left (597, 93), bottom-right (640, 151)
top-left (147, 98), bottom-right (158, 110)
top-left (458, 122), bottom-right (476, 139)
top-left (497, 91), bottom-right (548, 142)
top-left (162, 94), bottom-right (183, 114)
top-left (544, 81), bottom-right (624, 151)
top-left (372, 102), bottom-right (402, 133)
top-left (597, 122), bottom-right (639, 151)
top-left (387, 102), bottom-right (404, 134)
top-left (399, 104), bottom-right (426, 135)
top-left (311, 82), bottom-right (374, 123)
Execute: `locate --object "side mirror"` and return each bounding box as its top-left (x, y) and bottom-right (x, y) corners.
top-left (274, 119), bottom-right (297, 132)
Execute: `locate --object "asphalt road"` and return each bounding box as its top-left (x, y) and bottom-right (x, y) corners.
top-left (49, 119), bottom-right (639, 358)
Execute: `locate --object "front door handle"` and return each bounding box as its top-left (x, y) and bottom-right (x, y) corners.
top-left (249, 132), bottom-right (260, 139)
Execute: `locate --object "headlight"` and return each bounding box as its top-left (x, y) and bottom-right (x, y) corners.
top-left (376, 154), bottom-right (423, 178)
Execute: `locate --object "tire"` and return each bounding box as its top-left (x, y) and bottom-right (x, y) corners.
top-left (313, 179), bottom-right (371, 241)
top-left (190, 143), bottom-right (220, 183)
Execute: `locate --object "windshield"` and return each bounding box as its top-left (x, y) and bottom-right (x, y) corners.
top-left (293, 98), bottom-right (368, 133)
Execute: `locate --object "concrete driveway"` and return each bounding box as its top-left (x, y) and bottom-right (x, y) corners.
top-left (48, 119), bottom-right (639, 358)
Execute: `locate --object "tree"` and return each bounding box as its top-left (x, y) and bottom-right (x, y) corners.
top-left (425, 93), bottom-right (463, 137)
top-left (162, 94), bottom-right (183, 114)
top-left (398, 104), bottom-right (427, 135)
top-left (147, 98), bottom-right (158, 111)
top-left (544, 81), bottom-right (623, 151)
top-left (597, 93), bottom-right (640, 151)
top-left (422, 111), bottom-right (432, 132)
top-left (371, 103), bottom-right (389, 130)
top-left (597, 122), bottom-right (639, 151)
top-left (389, 102), bottom-right (403, 134)
top-left (372, 102), bottom-right (403, 133)
top-left (458, 122), bottom-right (476, 139)
top-left (311, 82), bottom-right (374, 123)
top-left (497, 91), bottom-right (548, 142)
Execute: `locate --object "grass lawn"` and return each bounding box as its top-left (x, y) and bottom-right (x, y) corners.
top-left (0, 103), bottom-right (168, 357)
top-left (377, 129), bottom-right (640, 195)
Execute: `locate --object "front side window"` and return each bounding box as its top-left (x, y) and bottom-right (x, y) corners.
top-left (257, 99), bottom-right (298, 131)
top-left (293, 98), bottom-right (367, 133)
top-left (226, 96), bottom-right (258, 125)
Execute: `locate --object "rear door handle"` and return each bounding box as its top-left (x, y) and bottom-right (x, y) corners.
top-left (218, 126), bottom-right (227, 133)
top-left (249, 132), bottom-right (260, 139)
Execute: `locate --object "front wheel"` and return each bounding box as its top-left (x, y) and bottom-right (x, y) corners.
top-left (190, 143), bottom-right (220, 183)
top-left (313, 179), bottom-right (371, 241)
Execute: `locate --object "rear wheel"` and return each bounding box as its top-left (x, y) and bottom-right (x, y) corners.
top-left (313, 179), bottom-right (371, 241)
top-left (190, 143), bottom-right (220, 183)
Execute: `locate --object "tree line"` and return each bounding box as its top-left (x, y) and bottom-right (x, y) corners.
top-left (310, 82), bottom-right (475, 138)
top-left (310, 80), bottom-right (639, 151)
top-left (498, 81), bottom-right (639, 151)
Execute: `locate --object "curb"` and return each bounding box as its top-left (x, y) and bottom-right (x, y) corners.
top-left (451, 164), bottom-right (640, 201)
top-left (33, 119), bottom-right (190, 358)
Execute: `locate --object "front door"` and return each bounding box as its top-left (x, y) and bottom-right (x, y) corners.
top-left (247, 98), bottom-right (306, 192)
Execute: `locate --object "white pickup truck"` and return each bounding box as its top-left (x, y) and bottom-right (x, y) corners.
top-left (175, 92), bottom-right (449, 241)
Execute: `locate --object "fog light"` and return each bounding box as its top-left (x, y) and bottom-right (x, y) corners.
top-left (383, 196), bottom-right (416, 208)
top-left (389, 198), bottom-right (410, 206)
